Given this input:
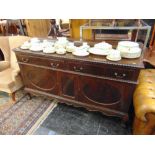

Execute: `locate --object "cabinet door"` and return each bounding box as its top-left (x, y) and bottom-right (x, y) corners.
top-left (19, 64), bottom-right (59, 95)
top-left (58, 72), bottom-right (78, 100)
top-left (78, 75), bottom-right (135, 112)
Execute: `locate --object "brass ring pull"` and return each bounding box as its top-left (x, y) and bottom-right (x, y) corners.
top-left (114, 72), bottom-right (126, 79)
top-left (51, 63), bottom-right (59, 68)
top-left (22, 57), bottom-right (29, 63)
top-left (73, 66), bottom-right (83, 72)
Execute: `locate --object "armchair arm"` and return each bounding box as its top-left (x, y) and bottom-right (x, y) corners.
top-left (11, 69), bottom-right (20, 81)
top-left (134, 95), bottom-right (155, 122)
top-left (0, 61), bottom-right (10, 71)
top-left (134, 69), bottom-right (155, 122)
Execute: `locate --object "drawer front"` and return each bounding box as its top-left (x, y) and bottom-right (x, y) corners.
top-left (66, 61), bottom-right (106, 75)
top-left (105, 66), bottom-right (139, 81)
top-left (66, 61), bottom-right (139, 82)
top-left (16, 54), bottom-right (64, 69)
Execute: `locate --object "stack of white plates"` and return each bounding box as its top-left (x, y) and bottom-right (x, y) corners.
top-left (117, 41), bottom-right (142, 58)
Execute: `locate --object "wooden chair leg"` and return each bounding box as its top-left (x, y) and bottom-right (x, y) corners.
top-left (9, 92), bottom-right (16, 102)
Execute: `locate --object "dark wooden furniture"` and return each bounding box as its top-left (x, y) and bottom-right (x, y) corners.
top-left (143, 25), bottom-right (155, 68)
top-left (14, 44), bottom-right (144, 121)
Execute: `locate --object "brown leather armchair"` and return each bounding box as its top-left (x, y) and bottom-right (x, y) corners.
top-left (0, 36), bottom-right (30, 102)
top-left (133, 69), bottom-right (155, 134)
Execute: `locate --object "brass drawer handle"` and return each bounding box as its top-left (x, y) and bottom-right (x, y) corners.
top-left (73, 66), bottom-right (83, 72)
top-left (21, 57), bottom-right (29, 63)
top-left (51, 63), bottom-right (59, 68)
top-left (114, 72), bottom-right (126, 79)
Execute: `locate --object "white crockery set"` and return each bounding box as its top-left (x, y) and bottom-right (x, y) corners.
top-left (20, 37), bottom-right (142, 61)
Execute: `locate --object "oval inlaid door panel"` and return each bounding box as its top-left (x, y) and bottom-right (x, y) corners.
top-left (20, 64), bottom-right (58, 94)
top-left (79, 76), bottom-right (122, 106)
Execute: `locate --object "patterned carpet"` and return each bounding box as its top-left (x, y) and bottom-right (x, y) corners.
top-left (0, 90), bottom-right (25, 114)
top-left (0, 91), bottom-right (57, 135)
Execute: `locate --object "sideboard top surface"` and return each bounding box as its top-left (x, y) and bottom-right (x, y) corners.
top-left (13, 39), bottom-right (145, 69)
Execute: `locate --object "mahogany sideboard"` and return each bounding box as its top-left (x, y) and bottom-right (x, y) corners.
top-left (14, 45), bottom-right (144, 121)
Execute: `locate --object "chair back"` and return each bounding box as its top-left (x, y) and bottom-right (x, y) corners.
top-left (8, 36), bottom-right (30, 70)
top-left (0, 37), bottom-right (10, 62)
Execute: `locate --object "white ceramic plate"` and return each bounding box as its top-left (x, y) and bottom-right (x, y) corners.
top-left (106, 55), bottom-right (121, 61)
top-left (20, 46), bottom-right (30, 50)
top-left (29, 46), bottom-right (43, 52)
top-left (72, 51), bottom-right (89, 57)
top-left (66, 45), bottom-right (76, 53)
top-left (88, 48), bottom-right (110, 56)
top-left (43, 47), bottom-right (55, 54)
top-left (30, 38), bottom-right (40, 43)
top-left (56, 48), bottom-right (66, 55)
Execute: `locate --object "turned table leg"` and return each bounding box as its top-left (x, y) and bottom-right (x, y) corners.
top-left (9, 92), bottom-right (16, 102)
top-left (27, 93), bottom-right (33, 100)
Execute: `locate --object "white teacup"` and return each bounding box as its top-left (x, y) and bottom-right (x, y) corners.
top-left (66, 45), bottom-right (76, 53)
top-left (43, 46), bottom-right (55, 54)
top-left (107, 49), bottom-right (121, 61)
top-left (22, 41), bottom-right (31, 48)
top-left (30, 38), bottom-right (40, 43)
top-left (56, 47), bottom-right (66, 55)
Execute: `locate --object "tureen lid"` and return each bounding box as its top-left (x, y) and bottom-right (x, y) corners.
top-left (118, 41), bottom-right (139, 48)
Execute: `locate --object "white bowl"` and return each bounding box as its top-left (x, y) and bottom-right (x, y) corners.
top-left (30, 38), bottom-right (40, 43)
top-left (43, 47), bottom-right (55, 54)
top-left (20, 45), bottom-right (29, 50)
top-left (66, 45), bottom-right (76, 53)
top-left (20, 41), bottom-right (31, 49)
top-left (42, 42), bottom-right (54, 48)
top-left (55, 40), bottom-right (68, 48)
top-left (106, 55), bottom-right (121, 61)
top-left (56, 48), bottom-right (66, 55)
top-left (106, 49), bottom-right (121, 61)
top-left (29, 43), bottom-right (43, 52)
top-left (79, 44), bottom-right (90, 50)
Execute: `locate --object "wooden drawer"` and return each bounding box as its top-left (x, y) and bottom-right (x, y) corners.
top-left (66, 61), bottom-right (104, 75)
top-left (66, 61), bottom-right (139, 82)
top-left (16, 54), bottom-right (64, 70)
top-left (105, 66), bottom-right (139, 81)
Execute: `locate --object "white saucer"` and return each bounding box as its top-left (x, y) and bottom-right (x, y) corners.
top-left (30, 46), bottom-right (43, 52)
top-left (106, 55), bottom-right (121, 61)
top-left (56, 48), bottom-right (66, 55)
top-left (20, 46), bottom-right (30, 50)
top-left (88, 48), bottom-right (110, 56)
top-left (72, 51), bottom-right (89, 57)
top-left (43, 47), bottom-right (55, 54)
